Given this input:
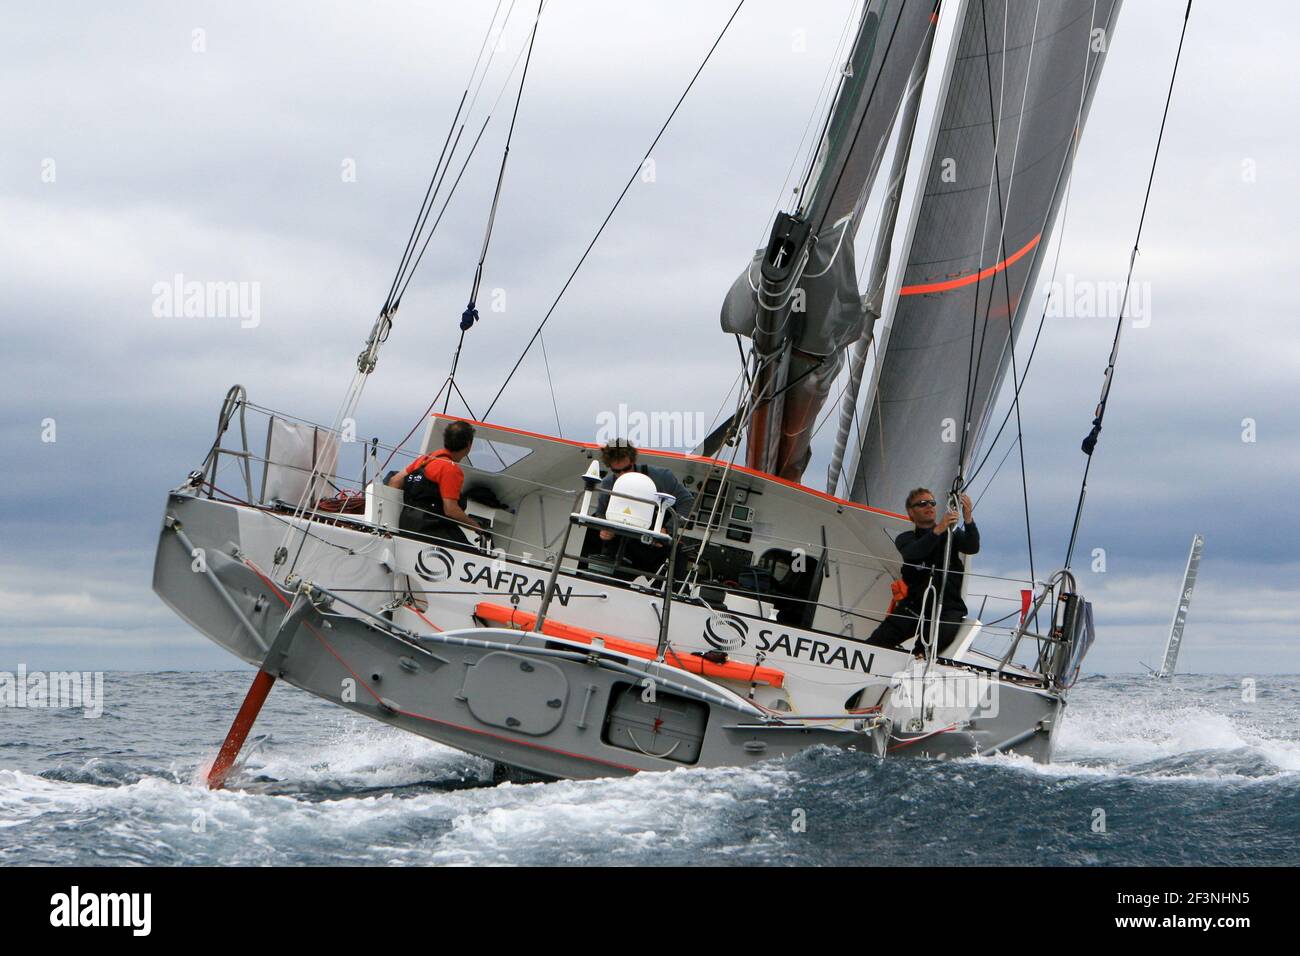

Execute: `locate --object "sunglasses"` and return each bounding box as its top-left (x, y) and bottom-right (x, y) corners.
top-left (909, 499), bottom-right (937, 508)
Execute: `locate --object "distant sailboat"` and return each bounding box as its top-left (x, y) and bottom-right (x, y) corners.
top-left (1155, 533), bottom-right (1205, 679)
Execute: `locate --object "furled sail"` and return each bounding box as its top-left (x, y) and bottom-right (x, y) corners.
top-left (847, 0), bottom-right (1122, 511)
top-left (720, 0), bottom-right (940, 481)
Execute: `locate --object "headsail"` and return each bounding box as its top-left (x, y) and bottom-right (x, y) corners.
top-left (720, 0), bottom-right (940, 481)
top-left (847, 0), bottom-right (1122, 510)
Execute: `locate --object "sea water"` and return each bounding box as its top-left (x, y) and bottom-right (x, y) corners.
top-left (1, 672), bottom-right (1296, 865)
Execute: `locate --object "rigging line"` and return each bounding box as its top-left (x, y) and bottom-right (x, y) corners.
top-left (956, 0), bottom-right (1002, 478)
top-left (964, 2), bottom-right (1107, 483)
top-left (397, 16), bottom-right (546, 318)
top-left (803, 0), bottom-right (929, 234)
top-left (959, 0), bottom-right (1038, 476)
top-left (965, 0), bottom-right (1106, 485)
top-left (981, 0), bottom-right (1040, 593)
top-left (794, 0), bottom-right (899, 221)
top-left (792, 15), bottom-right (856, 217)
top-left (382, 3), bottom-right (517, 314)
top-left (680, 343), bottom-right (768, 586)
top-left (465, 0), bottom-right (516, 119)
top-left (393, 6), bottom-right (554, 312)
top-left (385, 1), bottom-right (519, 314)
top-left (538, 330), bottom-right (563, 438)
top-left (442, 328), bottom-right (470, 414)
top-left (763, 0), bottom-right (864, 234)
top-left (392, 114), bottom-right (493, 309)
top-left (960, 6), bottom-right (1022, 475)
top-left (926, 0), bottom-right (1024, 677)
top-left (810, 355), bottom-right (855, 442)
top-left (1066, 0), bottom-right (1193, 571)
top-left (735, 334), bottom-right (754, 392)
top-left (383, 92), bottom-right (466, 315)
top-left (482, 0), bottom-right (748, 421)
top-left (381, 387), bottom-right (450, 474)
top-left (982, 1), bottom-right (1102, 601)
top-left (744, 353), bottom-right (828, 429)
top-left (972, 433), bottom-right (1020, 509)
top-left (704, 368), bottom-right (745, 439)
top-left (449, 378), bottom-right (482, 422)
top-left (1008, 299), bottom-right (1037, 589)
top-left (849, 23), bottom-right (939, 282)
top-left (482, 0), bottom-right (554, 119)
top-left (466, 0), bottom-right (543, 315)
top-left (370, 9), bottom-right (546, 469)
top-left (281, 372), bottom-right (370, 577)
top-left (390, 122), bottom-right (470, 308)
top-left (699, 337), bottom-right (760, 455)
top-left (682, 403), bottom-right (751, 591)
top-left (964, 183), bottom-right (1064, 482)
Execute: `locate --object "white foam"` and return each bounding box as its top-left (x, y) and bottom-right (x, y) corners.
top-left (241, 720), bottom-right (489, 789)
top-left (1026, 682), bottom-right (1300, 781)
top-left (1, 744), bottom-right (801, 865)
top-left (425, 763), bottom-right (795, 864)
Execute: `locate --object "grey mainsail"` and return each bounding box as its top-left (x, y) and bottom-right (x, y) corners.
top-left (720, 0), bottom-right (939, 480)
top-left (847, 0), bottom-right (1121, 510)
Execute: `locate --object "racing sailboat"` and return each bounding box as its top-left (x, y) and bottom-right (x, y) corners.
top-left (152, 0), bottom-right (1180, 785)
top-left (1149, 533), bottom-right (1204, 678)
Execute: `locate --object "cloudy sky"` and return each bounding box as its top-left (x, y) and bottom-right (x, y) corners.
top-left (2, 0), bottom-right (1296, 675)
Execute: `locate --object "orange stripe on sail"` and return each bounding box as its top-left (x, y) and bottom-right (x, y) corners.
top-left (900, 233), bottom-right (1042, 296)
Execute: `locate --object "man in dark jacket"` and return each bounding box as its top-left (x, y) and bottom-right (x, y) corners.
top-left (867, 487), bottom-right (979, 658)
top-left (592, 439), bottom-right (694, 576)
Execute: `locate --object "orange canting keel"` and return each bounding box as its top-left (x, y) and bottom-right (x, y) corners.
top-left (206, 669), bottom-right (276, 789)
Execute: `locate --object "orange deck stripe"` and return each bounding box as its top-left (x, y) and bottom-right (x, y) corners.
top-left (474, 602), bottom-right (785, 688)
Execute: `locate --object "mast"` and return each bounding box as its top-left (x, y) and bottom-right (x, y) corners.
top-left (1157, 533), bottom-right (1204, 679)
top-left (720, 0), bottom-right (940, 481)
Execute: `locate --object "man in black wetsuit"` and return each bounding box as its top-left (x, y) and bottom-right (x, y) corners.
top-left (867, 487), bottom-right (979, 658)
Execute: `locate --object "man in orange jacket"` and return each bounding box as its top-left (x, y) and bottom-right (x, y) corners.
top-left (386, 420), bottom-right (483, 544)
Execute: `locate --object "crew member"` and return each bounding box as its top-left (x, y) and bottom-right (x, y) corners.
top-left (867, 487), bottom-right (979, 658)
top-left (592, 439), bottom-right (694, 575)
top-left (386, 420), bottom-right (482, 544)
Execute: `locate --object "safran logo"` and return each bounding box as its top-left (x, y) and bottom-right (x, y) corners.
top-left (414, 546), bottom-right (455, 583)
top-left (703, 612), bottom-right (749, 651)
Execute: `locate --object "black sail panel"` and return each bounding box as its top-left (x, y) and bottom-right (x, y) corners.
top-left (850, 0), bottom-right (1121, 510)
